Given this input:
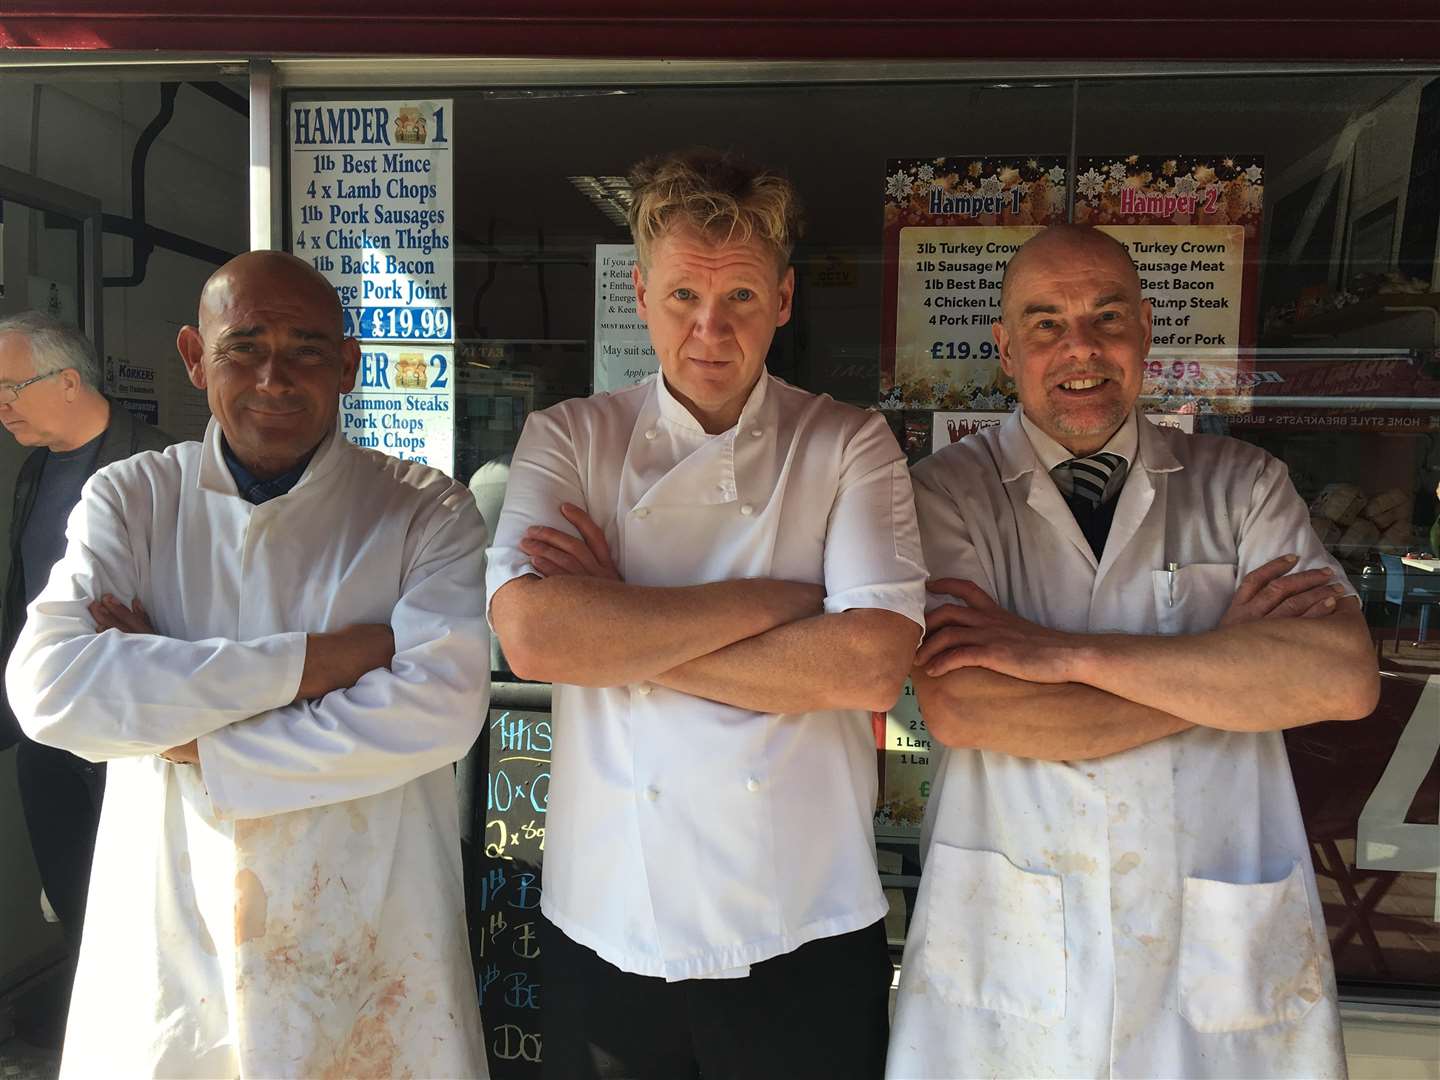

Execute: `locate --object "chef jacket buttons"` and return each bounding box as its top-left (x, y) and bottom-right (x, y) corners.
top-left (645, 786), bottom-right (660, 802)
top-left (637, 684), bottom-right (653, 696)
top-left (634, 507), bottom-right (651, 519)
top-left (644, 428), bottom-right (658, 440)
top-left (750, 428), bottom-right (763, 438)
top-left (746, 777), bottom-right (761, 793)
top-left (740, 503), bottom-right (755, 516)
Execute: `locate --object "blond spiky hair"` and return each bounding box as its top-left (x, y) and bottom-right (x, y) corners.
top-left (627, 149), bottom-right (803, 277)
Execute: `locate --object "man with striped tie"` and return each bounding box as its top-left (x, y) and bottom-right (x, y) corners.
top-left (887, 225), bottom-right (1379, 1079)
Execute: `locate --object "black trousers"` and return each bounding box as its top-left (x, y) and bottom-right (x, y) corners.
top-left (15, 738), bottom-right (105, 947)
top-left (540, 915), bottom-right (893, 1080)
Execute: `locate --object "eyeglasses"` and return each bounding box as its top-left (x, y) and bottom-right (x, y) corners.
top-left (0, 370), bottom-right (60, 405)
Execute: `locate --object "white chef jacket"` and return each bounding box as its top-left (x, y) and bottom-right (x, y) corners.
top-left (7, 421), bottom-right (490, 1080)
top-left (486, 372), bottom-right (927, 980)
top-left (888, 408), bottom-right (1349, 1080)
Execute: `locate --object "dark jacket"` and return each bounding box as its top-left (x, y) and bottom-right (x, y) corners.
top-left (0, 402), bottom-right (178, 749)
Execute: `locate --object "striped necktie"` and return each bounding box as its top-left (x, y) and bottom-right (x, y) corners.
top-left (1054, 452), bottom-right (1125, 509)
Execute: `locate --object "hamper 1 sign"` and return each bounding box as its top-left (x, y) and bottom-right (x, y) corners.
top-left (880, 156), bottom-right (1068, 410)
top-left (289, 100), bottom-right (454, 343)
top-left (1075, 155), bottom-right (1264, 413)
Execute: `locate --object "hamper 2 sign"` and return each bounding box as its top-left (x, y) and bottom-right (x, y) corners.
top-left (1076, 154), bottom-right (1264, 412)
top-left (341, 346), bottom-right (454, 470)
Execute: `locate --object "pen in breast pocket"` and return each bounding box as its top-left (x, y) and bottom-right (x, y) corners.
top-left (1166, 562), bottom-right (1179, 606)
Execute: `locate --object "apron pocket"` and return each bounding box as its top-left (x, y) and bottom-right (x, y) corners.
top-left (922, 843), bottom-right (1066, 1026)
top-left (1152, 562), bottom-right (1237, 634)
top-left (1179, 860), bottom-right (1325, 1033)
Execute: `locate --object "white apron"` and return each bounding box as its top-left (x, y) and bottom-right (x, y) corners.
top-left (888, 411), bottom-right (1347, 1079)
top-left (9, 422), bottom-right (490, 1079)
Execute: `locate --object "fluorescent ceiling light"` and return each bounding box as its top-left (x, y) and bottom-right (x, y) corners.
top-left (568, 175), bottom-right (633, 228)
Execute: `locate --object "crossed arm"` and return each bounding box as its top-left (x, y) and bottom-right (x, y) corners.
top-left (488, 503), bottom-right (921, 714)
top-left (86, 595), bottom-right (394, 764)
top-left (7, 472), bottom-right (489, 816)
top-left (915, 560), bottom-right (1380, 761)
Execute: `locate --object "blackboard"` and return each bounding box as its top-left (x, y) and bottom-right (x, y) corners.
top-left (466, 705), bottom-right (551, 1077)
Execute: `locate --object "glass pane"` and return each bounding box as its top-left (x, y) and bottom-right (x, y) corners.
top-left (445, 78), bottom-right (1074, 510)
top-left (1076, 72), bottom-right (1440, 998)
top-left (0, 199), bottom-right (83, 329)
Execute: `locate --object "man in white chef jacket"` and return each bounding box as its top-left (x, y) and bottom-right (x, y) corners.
top-left (6, 251), bottom-right (490, 1079)
top-left (887, 225), bottom-right (1380, 1079)
top-left (487, 150), bottom-right (927, 1079)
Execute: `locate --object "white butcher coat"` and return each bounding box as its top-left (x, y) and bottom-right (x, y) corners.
top-left (887, 409), bottom-right (1349, 1079)
top-left (6, 421), bottom-right (491, 1079)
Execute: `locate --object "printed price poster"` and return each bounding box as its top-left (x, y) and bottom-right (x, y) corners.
top-left (874, 684), bottom-right (936, 837)
top-left (880, 156), bottom-right (1068, 410)
top-left (1074, 154), bottom-right (1264, 414)
top-left (593, 244), bottom-right (658, 393)
top-left (289, 99), bottom-right (454, 343)
top-left (342, 345), bottom-right (455, 474)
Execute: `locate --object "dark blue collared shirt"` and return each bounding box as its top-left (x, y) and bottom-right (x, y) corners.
top-left (221, 437), bottom-right (317, 505)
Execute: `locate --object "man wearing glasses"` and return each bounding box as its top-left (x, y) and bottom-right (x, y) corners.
top-left (0, 311), bottom-right (173, 1043)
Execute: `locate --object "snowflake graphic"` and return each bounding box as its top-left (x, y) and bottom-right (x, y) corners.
top-left (916, 164), bottom-right (935, 182)
top-left (979, 176), bottom-right (1004, 198)
top-left (1018, 181), bottom-right (1031, 195)
top-left (974, 390), bottom-right (1011, 410)
top-left (885, 171), bottom-right (914, 201)
top-left (933, 381), bottom-right (951, 399)
top-left (1077, 169), bottom-right (1106, 199)
top-left (1108, 161), bottom-right (1128, 181)
top-left (1244, 163), bottom-right (1263, 184)
top-left (879, 385), bottom-right (903, 409)
top-left (1173, 174), bottom-right (1198, 197)
top-left (1047, 165), bottom-right (1066, 184)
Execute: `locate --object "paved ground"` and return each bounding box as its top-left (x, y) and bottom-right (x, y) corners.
top-left (0, 1037), bottom-right (59, 1080)
top-left (0, 962), bottom-right (66, 1080)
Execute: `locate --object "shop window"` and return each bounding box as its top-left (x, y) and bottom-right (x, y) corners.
top-left (283, 72), bottom-right (1438, 1013)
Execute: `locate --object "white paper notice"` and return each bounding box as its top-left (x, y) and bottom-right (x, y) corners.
top-left (343, 345), bottom-right (455, 474)
top-left (289, 99), bottom-right (454, 344)
top-left (594, 244), bottom-right (657, 393)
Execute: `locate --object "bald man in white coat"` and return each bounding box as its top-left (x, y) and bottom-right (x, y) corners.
top-left (7, 252), bottom-right (490, 1079)
top-left (887, 227), bottom-right (1378, 1079)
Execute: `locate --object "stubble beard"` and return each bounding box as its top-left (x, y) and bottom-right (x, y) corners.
top-left (1049, 398), bottom-right (1129, 440)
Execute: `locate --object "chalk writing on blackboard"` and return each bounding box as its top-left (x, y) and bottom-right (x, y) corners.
top-left (477, 708), bottom-right (551, 1077)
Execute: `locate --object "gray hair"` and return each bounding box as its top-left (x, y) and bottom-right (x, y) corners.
top-left (0, 311), bottom-right (102, 390)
